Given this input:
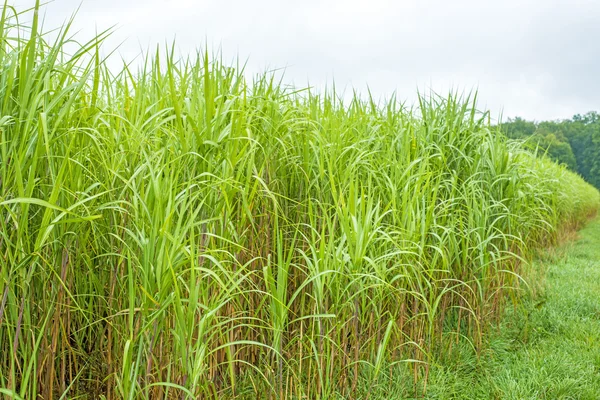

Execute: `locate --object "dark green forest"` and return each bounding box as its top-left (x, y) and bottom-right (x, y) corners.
top-left (500, 112), bottom-right (600, 189)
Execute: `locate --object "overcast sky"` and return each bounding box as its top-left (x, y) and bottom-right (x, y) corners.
top-left (9, 0), bottom-right (600, 121)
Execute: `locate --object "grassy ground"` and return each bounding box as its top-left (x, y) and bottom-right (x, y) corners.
top-left (359, 217), bottom-right (600, 399)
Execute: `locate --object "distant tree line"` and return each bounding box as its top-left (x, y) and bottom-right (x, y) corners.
top-left (499, 112), bottom-right (600, 189)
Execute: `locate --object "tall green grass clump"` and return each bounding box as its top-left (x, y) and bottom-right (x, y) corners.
top-left (1, 3), bottom-right (599, 399)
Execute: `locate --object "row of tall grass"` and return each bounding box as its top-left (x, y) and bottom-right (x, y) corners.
top-left (1, 3), bottom-right (598, 399)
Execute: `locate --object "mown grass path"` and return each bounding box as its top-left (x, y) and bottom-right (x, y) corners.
top-left (489, 217), bottom-right (600, 399)
top-left (364, 217), bottom-right (600, 399)
top-left (424, 217), bottom-right (600, 399)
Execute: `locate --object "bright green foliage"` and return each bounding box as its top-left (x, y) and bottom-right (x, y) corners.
top-left (355, 217), bottom-right (600, 399)
top-left (0, 4), bottom-right (599, 399)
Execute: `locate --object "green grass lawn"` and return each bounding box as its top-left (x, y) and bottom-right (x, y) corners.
top-left (358, 217), bottom-right (600, 399)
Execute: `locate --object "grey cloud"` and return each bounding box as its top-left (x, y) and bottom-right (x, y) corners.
top-left (8, 0), bottom-right (600, 120)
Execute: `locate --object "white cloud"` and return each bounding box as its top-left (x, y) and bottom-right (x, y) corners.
top-left (8, 0), bottom-right (600, 120)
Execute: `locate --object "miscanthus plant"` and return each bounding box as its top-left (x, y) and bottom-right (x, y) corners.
top-left (0, 3), bottom-right (599, 399)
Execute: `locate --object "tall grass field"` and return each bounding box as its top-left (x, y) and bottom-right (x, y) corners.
top-left (1, 3), bottom-right (599, 399)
